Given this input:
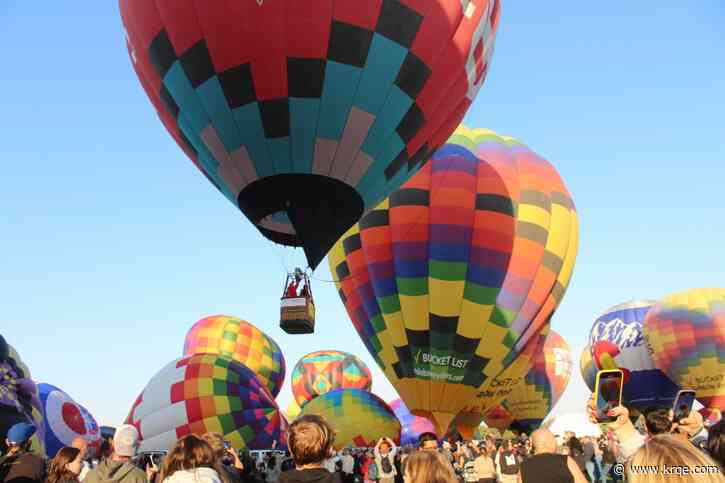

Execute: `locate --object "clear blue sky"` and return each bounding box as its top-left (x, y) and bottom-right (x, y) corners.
top-left (2, 1), bottom-right (723, 426)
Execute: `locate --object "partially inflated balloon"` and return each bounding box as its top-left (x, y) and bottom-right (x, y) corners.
top-left (0, 339), bottom-right (45, 456)
top-left (579, 344), bottom-right (596, 392)
top-left (328, 126), bottom-right (578, 434)
top-left (291, 350), bottom-right (372, 407)
top-left (126, 354), bottom-right (283, 451)
top-left (119, 0), bottom-right (501, 270)
top-left (285, 399), bottom-right (301, 421)
top-left (183, 315), bottom-right (286, 397)
top-left (299, 389), bottom-right (400, 448)
top-left (38, 384), bottom-right (101, 458)
top-left (644, 289), bottom-right (725, 410)
top-left (501, 331), bottom-right (572, 433)
top-left (390, 398), bottom-right (435, 447)
top-left (589, 301), bottom-right (679, 409)
top-left (483, 405), bottom-right (513, 432)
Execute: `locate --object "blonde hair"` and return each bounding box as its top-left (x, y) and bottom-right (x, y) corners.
top-left (287, 415), bottom-right (335, 466)
top-left (201, 432), bottom-right (226, 460)
top-left (404, 451), bottom-right (457, 483)
top-left (627, 434), bottom-right (724, 483)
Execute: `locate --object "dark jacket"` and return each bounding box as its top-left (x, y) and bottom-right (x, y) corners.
top-left (82, 459), bottom-right (147, 483)
top-left (0, 451), bottom-right (46, 483)
top-left (279, 468), bottom-right (341, 483)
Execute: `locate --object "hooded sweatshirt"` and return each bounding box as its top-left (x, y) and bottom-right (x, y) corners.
top-left (163, 467), bottom-right (221, 483)
top-left (279, 467), bottom-right (341, 483)
top-left (83, 459), bottom-right (147, 483)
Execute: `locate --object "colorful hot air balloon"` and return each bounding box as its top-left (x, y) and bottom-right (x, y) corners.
top-left (291, 350), bottom-right (373, 407)
top-left (589, 301), bottom-right (680, 410)
top-left (299, 389), bottom-right (400, 448)
top-left (285, 399), bottom-right (302, 421)
top-left (328, 126), bottom-right (579, 434)
top-left (644, 288), bottom-right (725, 411)
top-left (501, 330), bottom-right (572, 433)
top-left (0, 337), bottom-right (45, 456)
top-left (126, 354), bottom-right (283, 452)
top-left (483, 405), bottom-right (513, 432)
top-left (37, 384), bottom-right (101, 458)
top-left (579, 344), bottom-right (597, 392)
top-left (183, 315), bottom-right (286, 397)
top-left (389, 398), bottom-right (436, 447)
top-left (119, 0), bottom-right (501, 270)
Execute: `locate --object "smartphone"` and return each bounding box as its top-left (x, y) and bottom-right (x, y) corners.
top-left (224, 441), bottom-right (232, 450)
top-left (672, 389), bottom-right (696, 423)
top-left (594, 369), bottom-right (624, 423)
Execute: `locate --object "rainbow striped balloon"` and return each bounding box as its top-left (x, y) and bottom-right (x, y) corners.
top-left (389, 398), bottom-right (435, 446)
top-left (644, 288), bottom-right (725, 410)
top-left (299, 389), bottom-right (400, 448)
top-left (328, 126), bottom-right (579, 434)
top-left (183, 315), bottom-right (286, 398)
top-left (291, 350), bottom-right (372, 407)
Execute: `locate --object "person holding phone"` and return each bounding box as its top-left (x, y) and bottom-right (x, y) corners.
top-left (201, 433), bottom-right (244, 483)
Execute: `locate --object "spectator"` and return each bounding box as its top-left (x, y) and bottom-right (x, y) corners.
top-left (495, 440), bottom-right (520, 483)
top-left (707, 420), bottom-right (724, 469)
top-left (374, 438), bottom-right (396, 483)
top-left (160, 435), bottom-right (221, 483)
top-left (71, 437), bottom-right (93, 481)
top-left (279, 415), bottom-right (339, 483)
top-left (626, 434), bottom-right (724, 483)
top-left (644, 408), bottom-right (673, 436)
top-left (520, 429), bottom-right (587, 483)
top-left (403, 451), bottom-right (456, 483)
top-left (599, 436), bottom-right (616, 482)
top-left (580, 436), bottom-right (598, 483)
top-left (266, 455), bottom-right (281, 483)
top-left (200, 433), bottom-right (244, 483)
top-left (472, 446), bottom-right (496, 483)
top-left (47, 447), bottom-right (84, 483)
top-left (340, 451), bottom-right (355, 483)
top-left (82, 425), bottom-right (147, 483)
top-left (0, 422), bottom-right (46, 483)
top-left (418, 433), bottom-right (438, 452)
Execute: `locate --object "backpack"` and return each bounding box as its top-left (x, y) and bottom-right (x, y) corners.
top-left (499, 451), bottom-right (519, 475)
top-left (368, 462), bottom-right (378, 480)
top-left (379, 454), bottom-right (393, 475)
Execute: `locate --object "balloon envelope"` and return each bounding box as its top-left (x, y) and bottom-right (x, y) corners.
top-left (328, 126), bottom-right (579, 434)
top-left (291, 350), bottom-right (372, 407)
top-left (183, 315), bottom-right (286, 397)
top-left (483, 405), bottom-right (513, 432)
top-left (589, 301), bottom-right (679, 409)
top-left (389, 398), bottom-right (435, 447)
top-left (579, 344), bottom-right (596, 393)
top-left (299, 389), bottom-right (400, 448)
top-left (119, 0), bottom-right (501, 269)
top-left (38, 383), bottom-right (101, 458)
top-left (643, 288), bottom-right (725, 410)
top-left (126, 354), bottom-right (283, 452)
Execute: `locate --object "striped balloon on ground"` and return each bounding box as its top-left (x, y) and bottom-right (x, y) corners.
top-left (126, 354), bottom-right (283, 452)
top-left (299, 389), bottom-right (400, 448)
top-left (119, 0), bottom-right (501, 269)
top-left (328, 126), bottom-right (578, 434)
top-left (291, 350), bottom-right (372, 407)
top-left (183, 315), bottom-right (286, 397)
top-left (644, 288), bottom-right (725, 411)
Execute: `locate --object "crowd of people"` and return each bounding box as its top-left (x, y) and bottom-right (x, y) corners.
top-left (2, 402), bottom-right (724, 483)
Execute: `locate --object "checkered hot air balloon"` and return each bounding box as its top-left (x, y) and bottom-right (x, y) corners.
top-left (501, 330), bottom-right (572, 434)
top-left (291, 350), bottom-right (373, 407)
top-left (183, 315), bottom-right (286, 398)
top-left (588, 301), bottom-right (680, 410)
top-left (126, 354), bottom-right (284, 452)
top-left (118, 0), bottom-right (501, 270)
top-left (299, 389), bottom-right (400, 448)
top-left (643, 288), bottom-right (725, 411)
top-left (37, 384), bottom-right (101, 459)
top-left (328, 126), bottom-right (579, 435)
top-left (389, 398), bottom-right (435, 446)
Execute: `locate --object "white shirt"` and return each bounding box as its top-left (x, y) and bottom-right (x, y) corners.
top-left (324, 455), bottom-right (340, 473)
top-left (342, 454), bottom-right (355, 474)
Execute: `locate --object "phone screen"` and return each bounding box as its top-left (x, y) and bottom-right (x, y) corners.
top-left (673, 390), bottom-right (696, 422)
top-left (596, 370), bottom-right (623, 422)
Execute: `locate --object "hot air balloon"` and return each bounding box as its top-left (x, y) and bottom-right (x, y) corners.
top-left (126, 354), bottom-right (283, 452)
top-left (0, 336), bottom-right (45, 456)
top-left (119, 0), bottom-right (501, 272)
top-left (588, 301), bottom-right (680, 410)
top-left (285, 399), bottom-right (302, 421)
top-left (500, 331), bottom-right (572, 433)
top-left (37, 384), bottom-right (101, 458)
top-left (579, 344), bottom-right (597, 392)
top-left (183, 315), bottom-right (286, 397)
top-left (643, 288), bottom-right (725, 411)
top-left (299, 389), bottom-right (400, 448)
top-left (291, 350), bottom-right (373, 407)
top-left (483, 405), bottom-right (513, 432)
top-left (328, 126), bottom-right (579, 434)
top-left (389, 398), bottom-right (436, 447)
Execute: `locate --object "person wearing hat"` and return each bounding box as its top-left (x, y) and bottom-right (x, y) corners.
top-left (83, 425), bottom-right (147, 483)
top-left (0, 422), bottom-right (47, 483)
